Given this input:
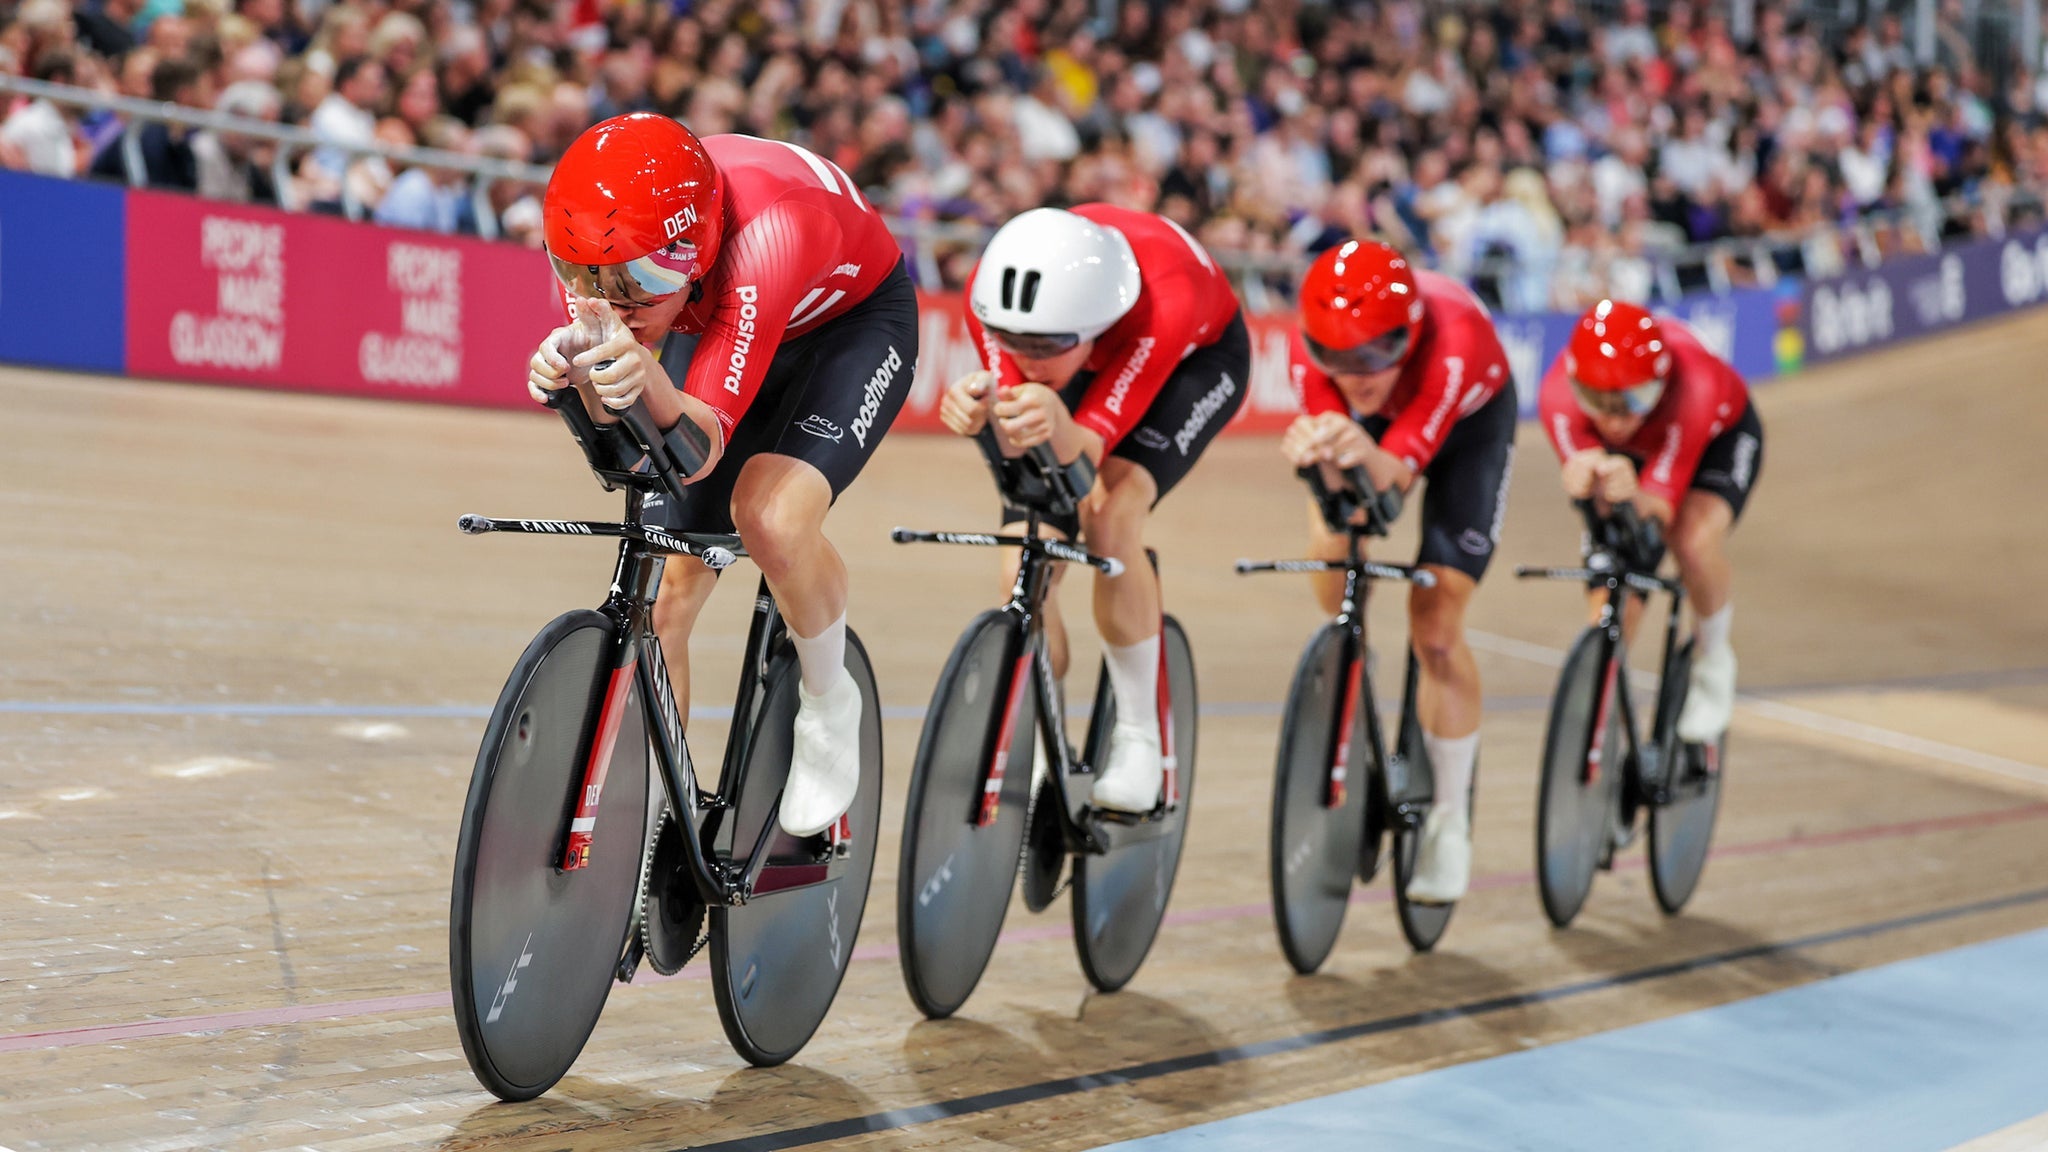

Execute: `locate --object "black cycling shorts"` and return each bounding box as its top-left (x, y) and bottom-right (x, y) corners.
top-left (1360, 382), bottom-right (1518, 582)
top-left (994, 309), bottom-right (1251, 536)
top-left (1686, 401), bottom-right (1764, 521)
top-left (640, 260), bottom-right (917, 534)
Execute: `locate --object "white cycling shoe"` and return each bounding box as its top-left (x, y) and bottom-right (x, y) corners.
top-left (1088, 723), bottom-right (1163, 814)
top-left (1677, 645), bottom-right (1737, 744)
top-left (1404, 805), bottom-right (1472, 905)
top-left (778, 672), bottom-right (862, 837)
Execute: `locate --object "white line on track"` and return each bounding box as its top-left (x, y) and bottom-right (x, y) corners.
top-left (1468, 628), bottom-right (2048, 791)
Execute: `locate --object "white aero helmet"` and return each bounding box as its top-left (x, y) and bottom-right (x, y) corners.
top-left (970, 207), bottom-right (1142, 358)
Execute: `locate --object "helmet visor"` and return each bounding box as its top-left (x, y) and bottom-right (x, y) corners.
top-left (1571, 377), bottom-right (1666, 418)
top-left (548, 246), bottom-right (695, 308)
top-left (1304, 325), bottom-right (1411, 375)
top-left (986, 325), bottom-right (1082, 360)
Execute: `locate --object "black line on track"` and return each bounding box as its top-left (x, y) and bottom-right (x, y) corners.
top-left (680, 886), bottom-right (2048, 1152)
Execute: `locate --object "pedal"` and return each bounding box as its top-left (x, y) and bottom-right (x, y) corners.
top-left (826, 811), bottom-right (853, 858)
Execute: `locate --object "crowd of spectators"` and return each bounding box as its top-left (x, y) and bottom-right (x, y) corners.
top-left (4, 0), bottom-right (2047, 307)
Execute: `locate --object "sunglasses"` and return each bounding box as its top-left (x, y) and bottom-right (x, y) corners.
top-left (986, 325), bottom-right (1083, 360)
top-left (1304, 325), bottom-right (1412, 375)
top-left (1571, 377), bottom-right (1666, 418)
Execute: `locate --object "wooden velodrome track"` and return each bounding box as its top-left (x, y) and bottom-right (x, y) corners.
top-left (3, 309), bottom-right (2047, 1152)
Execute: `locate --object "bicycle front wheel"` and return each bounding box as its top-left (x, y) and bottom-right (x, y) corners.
top-left (710, 631), bottom-right (884, 1066)
top-left (1269, 623), bottom-right (1368, 975)
top-left (1535, 627), bottom-right (1626, 928)
top-left (1071, 616), bottom-right (1199, 993)
top-left (897, 610), bottom-right (1038, 1019)
top-left (450, 610), bottom-right (650, 1102)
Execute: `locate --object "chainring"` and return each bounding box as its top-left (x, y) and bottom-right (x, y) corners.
top-left (1018, 775), bottom-right (1069, 912)
top-left (638, 811), bottom-right (708, 976)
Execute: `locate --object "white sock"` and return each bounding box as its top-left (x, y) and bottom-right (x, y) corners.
top-left (1103, 633), bottom-right (1161, 735)
top-left (790, 613), bottom-right (848, 697)
top-left (1424, 730), bottom-right (1479, 815)
top-left (1694, 603), bottom-right (1733, 657)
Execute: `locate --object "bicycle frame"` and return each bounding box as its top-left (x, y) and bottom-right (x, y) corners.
top-left (458, 392), bottom-right (852, 914)
top-left (1516, 502), bottom-right (1699, 804)
top-left (892, 447), bottom-right (1184, 856)
top-left (1238, 466), bottom-right (1436, 826)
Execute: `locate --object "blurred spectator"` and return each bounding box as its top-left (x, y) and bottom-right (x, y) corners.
top-left (194, 76), bottom-right (279, 202)
top-left (1, 49), bottom-right (82, 175)
top-left (308, 54), bottom-right (381, 179)
top-left (85, 55), bottom-right (207, 190)
top-left (374, 115), bottom-right (468, 232)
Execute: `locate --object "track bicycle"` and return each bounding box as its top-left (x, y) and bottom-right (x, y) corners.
top-left (1241, 465), bottom-right (1463, 973)
top-left (448, 390), bottom-right (883, 1100)
top-left (1519, 499), bottom-right (1724, 927)
top-left (891, 444), bottom-right (1199, 1018)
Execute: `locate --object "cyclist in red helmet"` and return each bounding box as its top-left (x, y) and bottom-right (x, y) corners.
top-left (1538, 300), bottom-right (1765, 744)
top-left (1283, 238), bottom-right (1519, 905)
top-left (526, 112), bottom-right (916, 838)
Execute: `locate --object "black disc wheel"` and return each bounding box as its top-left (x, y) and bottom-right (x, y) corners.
top-left (1071, 616), bottom-right (1199, 993)
top-left (897, 611), bottom-right (1039, 1019)
top-left (1535, 627), bottom-right (1628, 928)
top-left (709, 631), bottom-right (884, 1066)
top-left (450, 610), bottom-right (651, 1102)
top-left (1649, 643), bottom-right (1725, 914)
top-left (1269, 624), bottom-right (1369, 975)
top-left (1391, 685), bottom-right (1465, 951)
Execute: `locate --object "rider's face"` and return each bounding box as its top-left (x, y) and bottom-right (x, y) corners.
top-left (1332, 367), bottom-right (1403, 416)
top-left (1590, 410), bottom-right (1648, 443)
top-left (608, 292), bottom-right (691, 344)
top-left (1011, 339), bottom-right (1095, 390)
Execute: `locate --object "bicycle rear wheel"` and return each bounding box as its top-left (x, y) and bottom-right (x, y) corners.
top-left (897, 611), bottom-right (1038, 1019)
top-left (710, 631), bottom-right (884, 1066)
top-left (1269, 623), bottom-right (1368, 975)
top-left (450, 611), bottom-right (650, 1101)
top-left (1535, 627), bottom-right (1626, 928)
top-left (1071, 616), bottom-right (1199, 993)
top-left (1649, 642), bottom-right (1725, 914)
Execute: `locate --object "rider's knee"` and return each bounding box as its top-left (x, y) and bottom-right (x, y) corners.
top-left (1078, 476), bottom-right (1149, 552)
top-left (731, 488), bottom-right (819, 575)
top-left (1408, 582), bottom-right (1471, 675)
top-left (1668, 513), bottom-right (1724, 575)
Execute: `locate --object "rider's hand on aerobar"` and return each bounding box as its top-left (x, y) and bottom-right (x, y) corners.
top-left (1280, 411), bottom-right (1372, 471)
top-left (991, 383), bottom-right (1065, 449)
top-left (1561, 449), bottom-right (1638, 506)
top-left (572, 299), bottom-right (665, 413)
top-left (528, 323), bottom-right (579, 404)
top-left (940, 370), bottom-right (996, 436)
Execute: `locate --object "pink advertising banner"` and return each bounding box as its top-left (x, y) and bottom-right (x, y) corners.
top-left (124, 190), bottom-right (563, 408)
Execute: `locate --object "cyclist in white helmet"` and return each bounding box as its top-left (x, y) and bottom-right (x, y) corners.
top-left (940, 205), bottom-right (1248, 813)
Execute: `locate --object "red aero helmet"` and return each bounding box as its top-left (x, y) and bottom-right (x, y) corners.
top-left (544, 113), bottom-right (725, 305)
top-left (1566, 300), bottom-right (1670, 391)
top-left (1298, 239), bottom-right (1424, 375)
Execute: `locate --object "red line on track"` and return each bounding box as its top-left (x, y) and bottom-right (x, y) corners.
top-left (4, 801), bottom-right (2043, 1055)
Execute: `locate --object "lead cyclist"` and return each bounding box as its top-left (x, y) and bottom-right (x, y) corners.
top-left (525, 113), bottom-right (918, 837)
